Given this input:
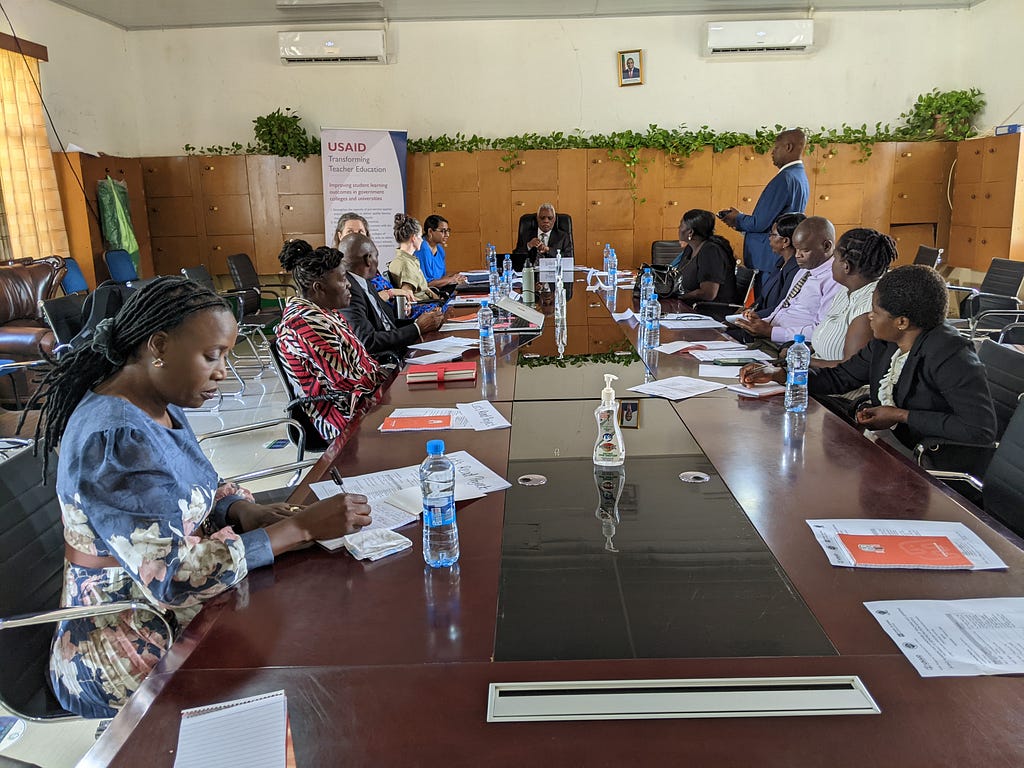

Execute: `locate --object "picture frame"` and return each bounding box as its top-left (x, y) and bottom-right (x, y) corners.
top-left (618, 50), bottom-right (643, 87)
top-left (619, 399), bottom-right (640, 429)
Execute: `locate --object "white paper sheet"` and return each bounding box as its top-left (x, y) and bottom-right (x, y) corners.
top-left (628, 376), bottom-right (725, 400)
top-left (865, 598), bottom-right (1024, 677)
top-left (689, 349), bottom-right (772, 362)
top-left (408, 337), bottom-right (478, 352)
top-left (456, 400), bottom-right (511, 431)
top-left (661, 319), bottom-right (727, 330)
top-left (807, 519), bottom-right (1007, 570)
top-left (438, 322), bottom-right (479, 333)
top-left (726, 382), bottom-right (787, 398)
top-left (405, 350), bottom-right (466, 365)
top-left (173, 691), bottom-right (287, 768)
top-left (698, 364), bottom-right (742, 379)
top-left (725, 313), bottom-right (745, 325)
top-left (654, 339), bottom-right (746, 354)
top-left (611, 308), bottom-right (635, 322)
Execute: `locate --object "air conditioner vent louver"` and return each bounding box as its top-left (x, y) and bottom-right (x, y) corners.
top-left (705, 19), bottom-right (815, 58)
top-left (279, 29), bottom-right (388, 64)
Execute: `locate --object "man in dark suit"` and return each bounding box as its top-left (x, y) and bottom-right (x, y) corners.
top-left (622, 57), bottom-right (640, 80)
top-left (339, 233), bottom-right (443, 358)
top-left (513, 203), bottom-right (573, 263)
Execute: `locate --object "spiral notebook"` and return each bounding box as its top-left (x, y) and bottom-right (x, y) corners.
top-left (173, 689), bottom-right (294, 768)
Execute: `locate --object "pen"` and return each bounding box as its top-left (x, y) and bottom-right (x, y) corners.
top-left (329, 467), bottom-right (346, 492)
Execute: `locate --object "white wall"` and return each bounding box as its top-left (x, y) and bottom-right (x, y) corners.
top-left (12, 0), bottom-right (1024, 156)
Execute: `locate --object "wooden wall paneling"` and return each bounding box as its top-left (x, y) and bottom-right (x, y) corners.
top-left (710, 147), bottom-right (740, 215)
top-left (889, 224), bottom-right (936, 266)
top-left (431, 189), bottom-right (481, 273)
top-left (557, 150), bottom-right (588, 258)
top-left (478, 150), bottom-right (511, 262)
top-left (979, 181), bottom-right (1017, 227)
top-left (813, 184), bottom-right (864, 228)
top-left (428, 152), bottom-right (479, 193)
top-left (289, 232), bottom-right (327, 248)
top-left (508, 150), bottom-right (559, 190)
top-left (587, 188), bottom-right (634, 233)
top-left (207, 235), bottom-right (256, 276)
top-left (509, 190), bottom-right (558, 239)
top-left (586, 149), bottom-right (631, 190)
top-left (53, 152), bottom-right (98, 287)
top-left (249, 155), bottom-right (285, 275)
top-left (142, 156), bottom-right (193, 198)
top-left (976, 227), bottom-right (1012, 271)
top-left (859, 141), bottom-right (895, 233)
top-left (586, 229), bottom-right (634, 269)
top-left (957, 139), bottom-right (984, 183)
top-left (893, 142), bottom-right (953, 184)
top-left (197, 155), bottom-right (249, 196)
top-left (812, 144), bottom-right (869, 186)
top-left (951, 181), bottom-right (979, 225)
top-left (203, 195), bottom-right (253, 236)
top-left (633, 150), bottom-right (664, 264)
top-left (406, 153), bottom-right (432, 225)
top-left (276, 156), bottom-right (323, 194)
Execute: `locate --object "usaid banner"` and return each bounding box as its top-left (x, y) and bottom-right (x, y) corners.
top-left (321, 128), bottom-right (408, 268)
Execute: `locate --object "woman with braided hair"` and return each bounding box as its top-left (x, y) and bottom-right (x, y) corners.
top-left (810, 227), bottom-right (898, 365)
top-left (26, 276), bottom-right (371, 717)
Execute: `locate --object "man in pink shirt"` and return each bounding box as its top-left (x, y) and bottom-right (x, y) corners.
top-left (732, 216), bottom-right (841, 344)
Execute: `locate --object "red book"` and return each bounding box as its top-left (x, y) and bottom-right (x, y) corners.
top-left (405, 361), bottom-right (477, 384)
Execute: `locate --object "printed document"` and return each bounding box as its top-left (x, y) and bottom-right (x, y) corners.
top-left (628, 376), bottom-right (725, 400)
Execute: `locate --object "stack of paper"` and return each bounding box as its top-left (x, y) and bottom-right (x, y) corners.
top-left (628, 376), bottom-right (725, 401)
top-left (726, 382), bottom-right (787, 398)
top-left (655, 340), bottom-right (746, 354)
top-left (378, 403), bottom-right (510, 433)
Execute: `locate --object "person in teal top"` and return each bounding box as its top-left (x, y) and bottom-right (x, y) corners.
top-left (415, 214), bottom-right (466, 292)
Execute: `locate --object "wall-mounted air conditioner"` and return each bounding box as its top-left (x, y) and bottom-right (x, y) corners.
top-left (704, 20), bottom-right (815, 57)
top-left (279, 29), bottom-right (388, 64)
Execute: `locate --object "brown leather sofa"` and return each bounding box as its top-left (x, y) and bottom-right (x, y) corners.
top-left (0, 256), bottom-right (66, 405)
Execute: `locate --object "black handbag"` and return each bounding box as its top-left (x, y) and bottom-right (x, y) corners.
top-left (633, 263), bottom-right (680, 298)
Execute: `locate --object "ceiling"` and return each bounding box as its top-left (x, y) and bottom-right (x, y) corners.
top-left (49, 0), bottom-right (988, 30)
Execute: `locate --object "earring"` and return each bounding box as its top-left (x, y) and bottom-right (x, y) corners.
top-left (153, 358), bottom-right (165, 368)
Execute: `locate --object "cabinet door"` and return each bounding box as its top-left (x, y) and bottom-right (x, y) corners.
top-left (736, 148), bottom-right (776, 188)
top-left (735, 186), bottom-right (762, 211)
top-left (956, 141), bottom-right (984, 184)
top-left (204, 195), bottom-right (253, 235)
top-left (429, 153), bottom-right (478, 193)
top-left (276, 157), bottom-right (323, 194)
top-left (430, 191), bottom-right (480, 232)
top-left (977, 181), bottom-right (1016, 228)
top-left (889, 224), bottom-right (936, 267)
top-left (508, 150), bottom-right (559, 190)
top-left (207, 235), bottom-right (256, 277)
top-left (812, 185), bottom-right (863, 224)
top-left (142, 156), bottom-right (193, 198)
top-left (151, 236), bottom-right (200, 275)
top-left (587, 149), bottom-right (632, 190)
top-left (975, 227), bottom-right (1011, 271)
top-left (891, 183), bottom-right (945, 224)
top-left (197, 156), bottom-right (249, 196)
top-left (660, 192), bottom-right (711, 230)
top-left (813, 145), bottom-right (868, 185)
top-left (586, 229), bottom-right (633, 269)
top-left (947, 225), bottom-right (978, 269)
top-left (951, 181), bottom-right (980, 226)
top-left (982, 135), bottom-right (1021, 183)
top-left (893, 142), bottom-right (953, 184)
top-left (446, 232), bottom-right (483, 275)
top-left (406, 152), bottom-right (432, 221)
top-left (663, 149), bottom-right (713, 188)
top-left (280, 195), bottom-right (324, 235)
top-left (586, 189), bottom-right (633, 231)
top-left (147, 197), bottom-right (197, 237)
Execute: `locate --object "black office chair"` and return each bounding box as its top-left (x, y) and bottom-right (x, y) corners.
top-left (38, 293), bottom-right (87, 357)
top-left (913, 245), bottom-right (943, 268)
top-left (691, 265), bottom-right (757, 319)
top-left (947, 258), bottom-right (1024, 339)
top-left (225, 253), bottom-right (292, 323)
top-left (929, 399), bottom-right (1024, 537)
top-left (0, 444), bottom-right (173, 721)
top-left (515, 212), bottom-right (574, 260)
top-left (650, 240), bottom-right (680, 267)
top-left (266, 339), bottom-right (344, 453)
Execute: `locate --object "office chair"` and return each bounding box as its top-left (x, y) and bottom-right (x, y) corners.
top-left (947, 258), bottom-right (1024, 339)
top-left (912, 245), bottom-right (943, 268)
top-left (38, 293), bottom-right (87, 357)
top-left (929, 398), bottom-right (1024, 538)
top-left (691, 266), bottom-right (758, 318)
top-left (516, 212), bottom-right (574, 256)
top-left (103, 249), bottom-right (139, 284)
top-left (60, 256), bottom-right (89, 295)
top-left (650, 240), bottom-right (681, 267)
top-left (0, 444), bottom-right (173, 721)
top-left (225, 253), bottom-right (292, 321)
top-left (265, 339), bottom-right (345, 453)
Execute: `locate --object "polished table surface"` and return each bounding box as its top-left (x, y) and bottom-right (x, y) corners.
top-left (85, 280), bottom-right (1024, 767)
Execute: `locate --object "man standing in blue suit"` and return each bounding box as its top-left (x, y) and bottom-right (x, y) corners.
top-left (719, 128), bottom-right (810, 299)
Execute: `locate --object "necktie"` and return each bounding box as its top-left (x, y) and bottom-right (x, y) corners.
top-left (781, 271), bottom-right (810, 309)
top-left (541, 232), bottom-right (548, 247)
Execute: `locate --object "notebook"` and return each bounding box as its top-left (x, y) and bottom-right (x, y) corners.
top-left (493, 297), bottom-right (545, 333)
top-left (173, 690), bottom-right (293, 768)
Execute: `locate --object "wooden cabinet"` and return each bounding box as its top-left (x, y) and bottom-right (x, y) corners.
top-left (198, 156), bottom-right (249, 196)
top-left (53, 152), bottom-right (154, 289)
top-left (890, 224), bottom-right (936, 267)
top-left (949, 134), bottom-right (1024, 270)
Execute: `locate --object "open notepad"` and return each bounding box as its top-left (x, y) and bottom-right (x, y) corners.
top-left (173, 690), bottom-right (293, 768)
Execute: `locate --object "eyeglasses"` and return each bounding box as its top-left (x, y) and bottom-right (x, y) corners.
top-left (437, 228), bottom-right (451, 235)
top-left (768, 232), bottom-right (785, 240)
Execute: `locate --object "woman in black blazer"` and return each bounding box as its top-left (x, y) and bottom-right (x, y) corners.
top-left (740, 265), bottom-right (997, 451)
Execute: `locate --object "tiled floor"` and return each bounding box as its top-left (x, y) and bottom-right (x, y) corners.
top-left (0, 356), bottom-right (313, 767)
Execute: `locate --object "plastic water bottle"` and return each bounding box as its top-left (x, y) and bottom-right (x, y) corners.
top-left (784, 334), bottom-right (811, 413)
top-left (607, 249), bottom-right (618, 287)
top-left (554, 249), bottom-right (564, 286)
top-left (602, 244), bottom-right (612, 275)
top-left (502, 253), bottom-right (513, 281)
top-left (640, 266), bottom-right (654, 308)
top-left (488, 260), bottom-right (500, 305)
top-left (421, 439), bottom-right (459, 568)
top-left (478, 299), bottom-right (495, 357)
top-left (485, 243), bottom-right (497, 271)
top-left (645, 299), bottom-right (661, 350)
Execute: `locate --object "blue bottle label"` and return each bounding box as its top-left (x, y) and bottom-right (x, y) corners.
top-left (424, 498), bottom-right (455, 527)
top-left (787, 369), bottom-right (808, 387)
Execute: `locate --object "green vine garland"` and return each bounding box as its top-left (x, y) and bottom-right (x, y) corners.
top-left (517, 346), bottom-right (639, 369)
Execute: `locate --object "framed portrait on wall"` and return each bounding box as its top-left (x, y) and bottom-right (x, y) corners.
top-left (618, 49), bottom-right (643, 86)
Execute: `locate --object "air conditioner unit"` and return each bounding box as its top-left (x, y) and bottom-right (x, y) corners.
top-left (704, 20), bottom-right (815, 57)
top-left (279, 29), bottom-right (388, 64)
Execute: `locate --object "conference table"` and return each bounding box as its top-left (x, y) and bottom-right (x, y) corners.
top-left (84, 278), bottom-right (1024, 767)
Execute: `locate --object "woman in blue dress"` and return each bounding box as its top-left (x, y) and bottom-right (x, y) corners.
top-left (414, 214), bottom-right (467, 292)
top-left (27, 277), bottom-right (372, 717)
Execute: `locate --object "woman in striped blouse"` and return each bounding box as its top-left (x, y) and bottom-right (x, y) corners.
top-left (276, 240), bottom-right (391, 442)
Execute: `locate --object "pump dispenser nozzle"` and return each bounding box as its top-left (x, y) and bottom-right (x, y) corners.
top-left (601, 374), bottom-right (618, 405)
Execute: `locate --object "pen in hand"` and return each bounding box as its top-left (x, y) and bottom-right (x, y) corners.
top-left (329, 467), bottom-right (347, 493)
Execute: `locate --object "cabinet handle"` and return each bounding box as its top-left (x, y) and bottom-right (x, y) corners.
top-left (281, 164), bottom-right (291, 170)
top-left (213, 246), bottom-right (222, 251)
top-left (667, 201), bottom-right (678, 206)
top-left (742, 196), bottom-right (752, 203)
top-left (591, 200), bottom-right (602, 205)
top-left (592, 159), bottom-right (603, 164)
top-left (974, 149), bottom-right (981, 155)
top-left (984, 193), bottom-right (991, 199)
top-left (828, 152), bottom-right (837, 158)
top-left (746, 155), bottom-right (754, 161)
top-left (516, 160), bottom-right (526, 166)
top-left (150, 207), bottom-right (159, 213)
top-left (899, 193), bottom-right (909, 199)
top-left (146, 168), bottom-right (155, 173)
top-left (970, 194), bottom-right (977, 199)
top-left (209, 206), bottom-right (218, 212)
top-left (967, 237), bottom-right (974, 243)
top-left (205, 165), bottom-right (215, 171)
top-left (989, 148), bottom-right (996, 154)
top-left (434, 162), bottom-right (445, 167)
top-left (589, 303), bottom-right (600, 309)
top-left (981, 239), bottom-right (988, 245)
top-left (819, 195), bottom-right (830, 201)
top-left (284, 205), bottom-right (294, 210)
top-left (901, 152), bottom-right (912, 158)
top-left (437, 203), bottom-right (446, 208)
top-left (515, 201), bottom-right (525, 206)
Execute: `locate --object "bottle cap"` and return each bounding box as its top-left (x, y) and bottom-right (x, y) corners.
top-left (644, 266), bottom-right (651, 274)
top-left (426, 439), bottom-right (445, 455)
top-left (481, 299), bottom-right (488, 306)
top-left (794, 334), bottom-right (805, 343)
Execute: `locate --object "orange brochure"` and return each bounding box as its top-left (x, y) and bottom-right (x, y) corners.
top-left (380, 415), bottom-right (453, 432)
top-left (837, 534), bottom-right (973, 569)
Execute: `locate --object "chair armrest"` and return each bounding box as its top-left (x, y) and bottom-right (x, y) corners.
top-left (0, 600), bottom-right (174, 647)
top-left (223, 458), bottom-right (318, 487)
top-left (945, 284), bottom-right (979, 296)
top-left (927, 469), bottom-right (984, 492)
top-left (972, 292), bottom-right (1022, 307)
top-left (0, 360), bottom-right (49, 374)
top-left (196, 417), bottom-right (307, 462)
top-left (971, 309), bottom-right (1024, 339)
top-left (998, 322), bottom-right (1024, 343)
top-left (914, 437), bottom-right (996, 474)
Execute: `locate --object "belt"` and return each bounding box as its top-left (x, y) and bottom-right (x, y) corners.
top-left (65, 543), bottom-right (120, 569)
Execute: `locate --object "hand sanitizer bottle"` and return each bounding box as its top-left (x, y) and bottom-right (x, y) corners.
top-left (593, 374), bottom-right (626, 466)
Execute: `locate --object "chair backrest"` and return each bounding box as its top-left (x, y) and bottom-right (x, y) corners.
top-left (913, 245), bottom-right (943, 268)
top-left (0, 445), bottom-right (69, 719)
top-left (983, 399), bottom-right (1024, 536)
top-left (103, 249), bottom-right (138, 284)
top-left (181, 264), bottom-right (216, 291)
top-left (226, 253), bottom-right (259, 292)
top-left (266, 340), bottom-right (329, 452)
top-left (736, 265), bottom-right (758, 308)
top-left (650, 240), bottom-right (680, 267)
top-left (517, 212), bottom-right (574, 254)
top-left (979, 258), bottom-right (1024, 298)
top-left (978, 339), bottom-right (1024, 438)
top-left (38, 294), bottom-right (88, 351)
top-left (67, 281), bottom-right (134, 354)
top-left (60, 256), bottom-right (89, 295)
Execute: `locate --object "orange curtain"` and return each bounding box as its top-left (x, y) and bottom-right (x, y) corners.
top-left (0, 49), bottom-right (68, 259)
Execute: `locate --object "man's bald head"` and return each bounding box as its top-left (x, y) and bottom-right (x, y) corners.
top-left (339, 232), bottom-right (378, 278)
top-left (791, 216), bottom-right (835, 270)
top-left (771, 128), bottom-right (807, 168)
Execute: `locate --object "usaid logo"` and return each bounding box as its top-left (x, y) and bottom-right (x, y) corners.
top-left (326, 141), bottom-right (367, 152)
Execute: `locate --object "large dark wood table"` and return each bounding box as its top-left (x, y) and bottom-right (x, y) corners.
top-left (84, 281), bottom-right (1024, 767)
